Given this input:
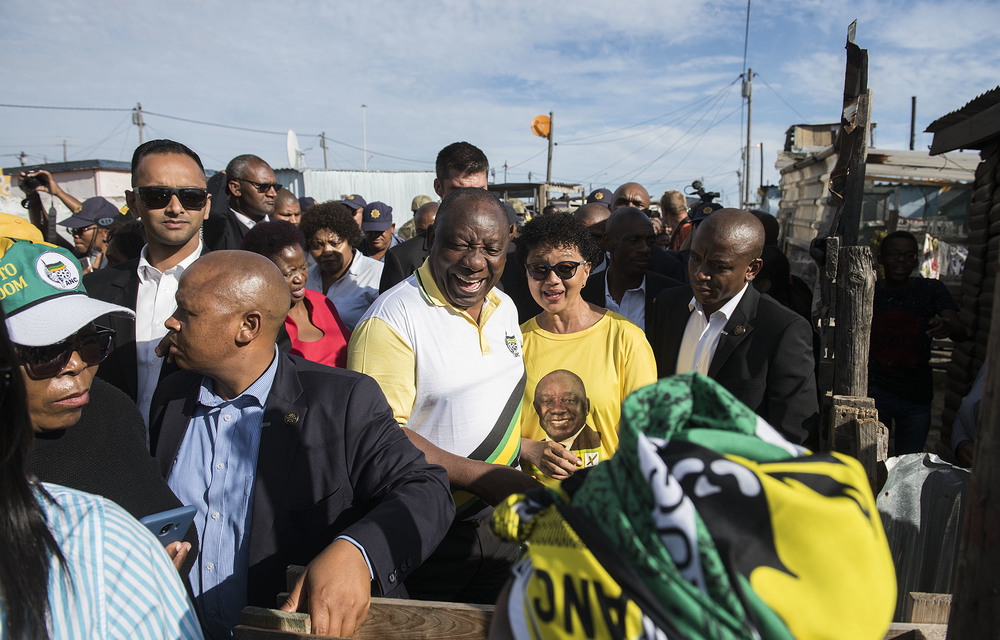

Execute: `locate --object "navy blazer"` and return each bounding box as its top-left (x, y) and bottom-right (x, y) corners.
top-left (581, 269), bottom-right (684, 337)
top-left (84, 259), bottom-right (183, 400)
top-left (647, 285), bottom-right (818, 444)
top-left (149, 352), bottom-right (454, 606)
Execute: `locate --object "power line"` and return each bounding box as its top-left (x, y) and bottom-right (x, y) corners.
top-left (1, 101), bottom-right (432, 167)
top-left (755, 74), bottom-right (808, 122)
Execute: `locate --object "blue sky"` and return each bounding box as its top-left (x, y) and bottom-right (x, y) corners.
top-left (2, 0), bottom-right (997, 207)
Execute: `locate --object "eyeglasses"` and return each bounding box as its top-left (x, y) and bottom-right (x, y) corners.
top-left (14, 327), bottom-right (115, 379)
top-left (136, 186), bottom-right (209, 210)
top-left (237, 178), bottom-right (282, 194)
top-left (884, 251), bottom-right (917, 261)
top-left (71, 225), bottom-right (98, 237)
top-left (525, 260), bottom-right (588, 281)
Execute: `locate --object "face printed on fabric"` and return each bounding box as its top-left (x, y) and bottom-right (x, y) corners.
top-left (309, 229), bottom-right (354, 280)
top-left (428, 196), bottom-right (508, 315)
top-left (126, 152), bottom-right (210, 252)
top-left (525, 244), bottom-right (590, 316)
top-left (270, 244), bottom-right (309, 305)
top-left (534, 371), bottom-right (590, 442)
top-left (688, 224), bottom-right (762, 316)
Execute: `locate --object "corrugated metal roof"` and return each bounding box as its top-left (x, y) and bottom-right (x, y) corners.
top-left (926, 86), bottom-right (1000, 133)
top-left (2, 159), bottom-right (131, 174)
top-left (275, 169), bottom-right (436, 221)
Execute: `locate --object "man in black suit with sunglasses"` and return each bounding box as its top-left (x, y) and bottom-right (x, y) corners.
top-left (84, 139), bottom-right (211, 428)
top-left (202, 154), bottom-right (280, 251)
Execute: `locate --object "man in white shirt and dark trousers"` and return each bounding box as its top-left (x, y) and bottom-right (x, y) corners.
top-left (85, 139), bottom-right (211, 428)
top-left (646, 209), bottom-right (818, 445)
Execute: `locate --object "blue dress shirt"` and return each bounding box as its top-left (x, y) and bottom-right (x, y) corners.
top-left (168, 349), bottom-right (279, 639)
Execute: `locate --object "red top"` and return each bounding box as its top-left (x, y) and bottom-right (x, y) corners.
top-left (285, 289), bottom-right (352, 368)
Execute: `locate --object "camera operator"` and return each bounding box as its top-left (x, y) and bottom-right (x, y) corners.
top-left (57, 197), bottom-right (121, 273)
top-left (17, 169), bottom-right (81, 252)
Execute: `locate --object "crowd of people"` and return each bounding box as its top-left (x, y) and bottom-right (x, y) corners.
top-left (0, 136), bottom-right (959, 639)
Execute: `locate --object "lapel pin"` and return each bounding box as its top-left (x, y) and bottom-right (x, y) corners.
top-left (284, 412), bottom-right (299, 425)
top-left (733, 325), bottom-right (746, 335)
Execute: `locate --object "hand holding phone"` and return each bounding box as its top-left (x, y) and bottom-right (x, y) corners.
top-left (140, 506), bottom-right (197, 547)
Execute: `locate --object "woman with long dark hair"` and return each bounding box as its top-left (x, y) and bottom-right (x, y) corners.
top-left (0, 241), bottom-right (202, 639)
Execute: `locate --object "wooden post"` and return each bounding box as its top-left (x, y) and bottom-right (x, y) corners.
top-left (834, 246), bottom-right (875, 397)
top-left (946, 268), bottom-right (1000, 637)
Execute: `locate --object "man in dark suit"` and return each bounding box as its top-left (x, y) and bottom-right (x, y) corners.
top-left (379, 201), bottom-right (437, 292)
top-left (581, 206), bottom-right (683, 332)
top-left (202, 154), bottom-right (279, 251)
top-left (647, 209), bottom-right (817, 444)
top-left (150, 250), bottom-right (453, 640)
top-left (84, 139), bottom-right (210, 424)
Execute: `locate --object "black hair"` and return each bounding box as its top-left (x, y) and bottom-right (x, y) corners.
top-left (241, 220), bottom-right (307, 257)
top-left (104, 217), bottom-right (146, 264)
top-left (225, 154), bottom-right (268, 181)
top-left (0, 308), bottom-right (66, 639)
top-left (435, 142), bottom-right (489, 183)
top-left (299, 201), bottom-right (364, 248)
top-left (749, 209), bottom-right (780, 246)
top-left (130, 139), bottom-right (204, 178)
top-left (880, 230), bottom-right (918, 254)
top-left (516, 212), bottom-right (603, 267)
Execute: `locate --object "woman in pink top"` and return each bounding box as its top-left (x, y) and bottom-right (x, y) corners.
top-left (241, 221), bottom-right (351, 367)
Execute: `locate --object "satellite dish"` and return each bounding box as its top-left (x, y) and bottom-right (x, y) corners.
top-left (531, 115), bottom-right (551, 139)
top-left (286, 130), bottom-right (304, 170)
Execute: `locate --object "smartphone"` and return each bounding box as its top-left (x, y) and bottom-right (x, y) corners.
top-left (140, 506), bottom-right (197, 547)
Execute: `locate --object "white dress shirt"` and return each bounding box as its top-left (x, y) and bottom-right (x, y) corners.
top-left (230, 207), bottom-right (257, 231)
top-left (676, 283), bottom-right (750, 375)
top-left (604, 274), bottom-right (647, 330)
top-left (305, 250), bottom-right (383, 330)
top-left (135, 241), bottom-right (204, 430)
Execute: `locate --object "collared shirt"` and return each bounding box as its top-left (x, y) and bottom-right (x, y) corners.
top-left (135, 241), bottom-right (203, 429)
top-left (306, 249), bottom-right (383, 330)
top-left (19, 484), bottom-right (204, 639)
top-left (167, 348), bottom-right (279, 640)
top-left (676, 283), bottom-right (750, 375)
top-left (604, 273), bottom-right (647, 330)
top-left (230, 206), bottom-right (257, 231)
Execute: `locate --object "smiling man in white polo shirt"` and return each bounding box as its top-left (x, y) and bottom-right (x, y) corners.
top-left (348, 187), bottom-right (537, 604)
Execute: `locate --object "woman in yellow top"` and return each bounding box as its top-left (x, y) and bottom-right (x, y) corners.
top-left (517, 213), bottom-right (656, 482)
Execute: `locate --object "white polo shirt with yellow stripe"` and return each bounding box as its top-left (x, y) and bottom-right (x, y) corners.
top-left (348, 261), bottom-right (526, 518)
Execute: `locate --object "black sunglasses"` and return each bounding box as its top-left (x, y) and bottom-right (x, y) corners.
top-left (15, 327), bottom-right (115, 379)
top-left (70, 225), bottom-right (98, 236)
top-left (136, 186), bottom-right (209, 210)
top-left (525, 260), bottom-right (588, 281)
top-left (237, 178), bottom-right (282, 194)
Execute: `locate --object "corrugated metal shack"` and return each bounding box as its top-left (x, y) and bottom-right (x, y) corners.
top-left (775, 125), bottom-right (978, 289)
top-left (274, 168), bottom-right (436, 223)
top-left (925, 86), bottom-right (1000, 452)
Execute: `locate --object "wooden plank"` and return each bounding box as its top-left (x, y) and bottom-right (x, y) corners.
top-left (357, 598), bottom-right (493, 640)
top-left (233, 627), bottom-right (344, 640)
top-left (884, 622), bottom-right (948, 640)
top-left (904, 592), bottom-right (952, 624)
top-left (237, 598), bottom-right (493, 640)
top-left (929, 102), bottom-right (1000, 155)
top-left (239, 607), bottom-right (310, 634)
top-left (833, 246), bottom-right (876, 397)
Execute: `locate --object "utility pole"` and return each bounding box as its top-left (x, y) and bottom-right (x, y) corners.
top-left (63, 139), bottom-right (67, 162)
top-left (19, 151), bottom-right (26, 166)
top-left (545, 111), bottom-right (554, 184)
top-left (320, 132), bottom-right (328, 169)
top-left (503, 161), bottom-right (509, 183)
top-left (742, 69), bottom-right (753, 208)
top-left (909, 96), bottom-right (916, 151)
top-left (133, 103), bottom-right (144, 144)
top-left (361, 104), bottom-right (367, 171)
top-left (759, 142), bottom-right (764, 195)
